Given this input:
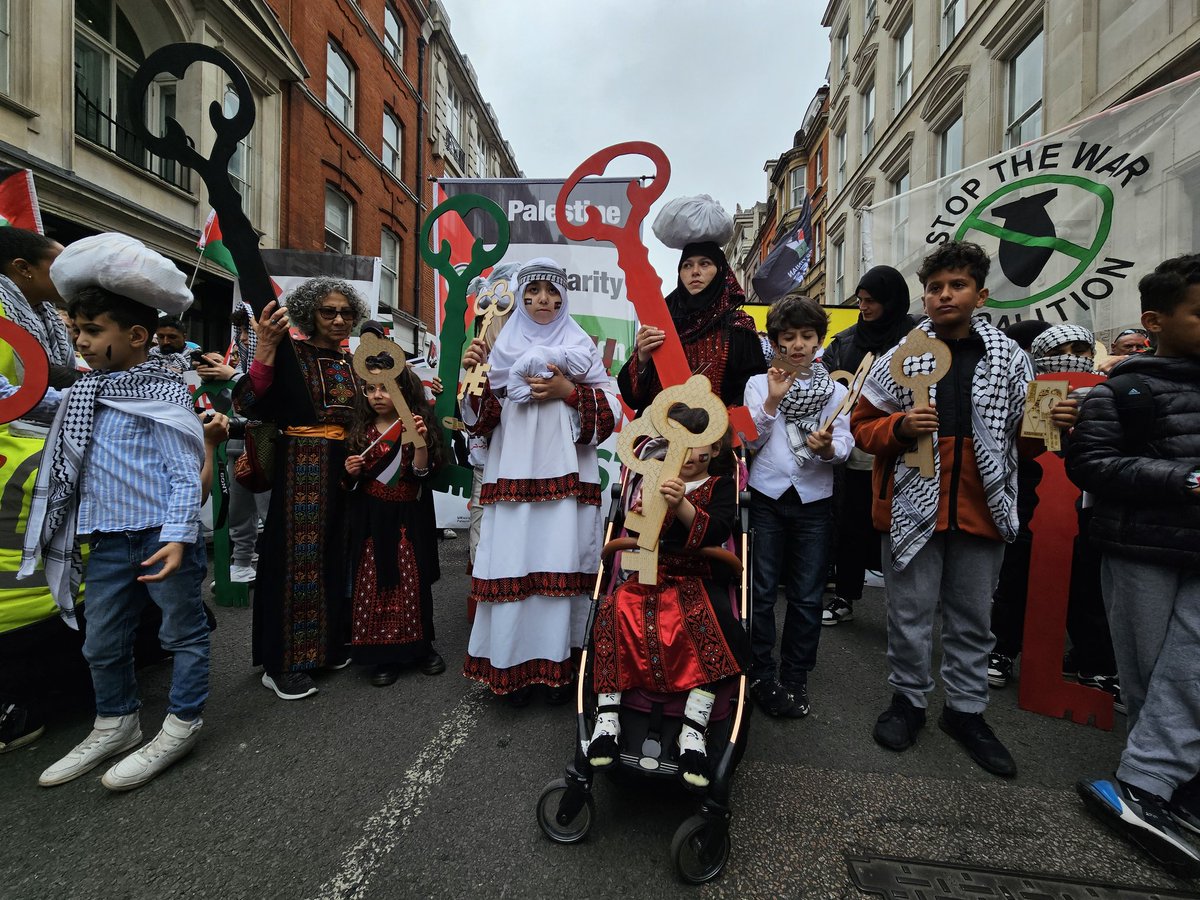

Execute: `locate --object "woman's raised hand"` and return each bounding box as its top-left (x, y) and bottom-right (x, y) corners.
top-left (462, 338), bottom-right (489, 370)
top-left (635, 325), bottom-right (666, 364)
top-left (253, 301), bottom-right (290, 354)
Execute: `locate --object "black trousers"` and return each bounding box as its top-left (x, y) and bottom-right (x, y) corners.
top-left (832, 467), bottom-right (880, 601)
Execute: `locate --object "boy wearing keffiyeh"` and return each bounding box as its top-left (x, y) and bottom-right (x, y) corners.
top-left (852, 241), bottom-right (1072, 778)
top-left (745, 296), bottom-right (854, 719)
top-left (18, 233), bottom-right (209, 792)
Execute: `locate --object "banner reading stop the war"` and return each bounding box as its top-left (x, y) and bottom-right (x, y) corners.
top-left (863, 70), bottom-right (1200, 346)
top-left (428, 177), bottom-right (639, 525)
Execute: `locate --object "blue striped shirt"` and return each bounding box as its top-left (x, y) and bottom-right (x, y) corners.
top-left (77, 394), bottom-right (203, 543)
top-left (0, 372), bottom-right (62, 421)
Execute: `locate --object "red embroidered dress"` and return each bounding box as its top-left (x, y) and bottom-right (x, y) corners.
top-left (592, 475), bottom-right (750, 694)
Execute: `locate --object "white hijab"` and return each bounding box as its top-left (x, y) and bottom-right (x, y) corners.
top-left (486, 258), bottom-right (608, 395)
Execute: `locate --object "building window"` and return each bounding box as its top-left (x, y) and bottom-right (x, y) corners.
top-left (814, 146), bottom-right (823, 187)
top-left (445, 78), bottom-right (462, 140)
top-left (789, 165), bottom-right (807, 209)
top-left (224, 84), bottom-right (253, 209)
top-left (938, 113), bottom-right (964, 177)
top-left (383, 107), bottom-right (403, 177)
top-left (865, 0), bottom-right (877, 29)
top-left (835, 130), bottom-right (847, 191)
top-left (326, 39), bottom-right (354, 129)
top-left (837, 22), bottom-right (849, 77)
top-left (0, 0), bottom-right (10, 96)
top-left (383, 2), bottom-right (404, 68)
top-left (1005, 30), bottom-right (1044, 149)
top-left (895, 18), bottom-right (913, 108)
top-left (812, 220), bottom-right (822, 264)
top-left (833, 238), bottom-right (846, 303)
top-left (324, 184), bottom-right (353, 255)
top-left (891, 169), bottom-right (911, 258)
top-left (475, 135), bottom-right (490, 178)
top-left (861, 83), bottom-right (876, 156)
top-left (380, 228), bottom-right (400, 312)
top-left (942, 0), bottom-right (964, 49)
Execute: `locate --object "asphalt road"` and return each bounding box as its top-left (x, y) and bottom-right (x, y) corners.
top-left (2, 536), bottom-right (1197, 899)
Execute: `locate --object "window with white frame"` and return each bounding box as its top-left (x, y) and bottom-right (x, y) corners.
top-left (896, 17), bottom-right (913, 108)
top-left (814, 146), bottom-right (823, 187)
top-left (326, 39), bottom-right (354, 129)
top-left (380, 228), bottom-right (400, 312)
top-left (445, 78), bottom-right (462, 141)
top-left (942, 0), bottom-right (964, 49)
top-left (865, 0), bottom-right (877, 29)
top-left (74, 2), bottom-right (149, 163)
top-left (789, 165), bottom-right (807, 209)
top-left (0, 0), bottom-right (10, 96)
top-left (224, 84), bottom-right (253, 209)
top-left (833, 237), bottom-right (846, 302)
top-left (938, 113), bottom-right (964, 177)
top-left (812, 220), bottom-right (822, 263)
top-left (837, 22), bottom-right (849, 77)
top-left (861, 83), bottom-right (876, 156)
top-left (835, 130), bottom-right (847, 191)
top-left (1005, 30), bottom-right (1043, 149)
top-left (324, 184), bottom-right (353, 255)
top-left (383, 2), bottom-right (404, 68)
top-left (383, 106), bottom-right (402, 177)
top-left (891, 168), bottom-right (911, 258)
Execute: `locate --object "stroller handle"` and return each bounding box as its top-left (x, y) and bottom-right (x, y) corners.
top-left (601, 537), bottom-right (743, 576)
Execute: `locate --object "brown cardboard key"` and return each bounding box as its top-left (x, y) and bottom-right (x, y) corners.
top-left (352, 332), bottom-right (426, 449)
top-left (457, 279), bottom-right (516, 402)
top-left (821, 352), bottom-right (875, 432)
top-left (889, 328), bottom-right (950, 477)
top-left (616, 375), bottom-right (729, 585)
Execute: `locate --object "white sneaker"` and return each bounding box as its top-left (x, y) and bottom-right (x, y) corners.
top-left (101, 714), bottom-right (202, 791)
top-left (230, 565), bottom-right (256, 583)
top-left (38, 714), bottom-right (141, 787)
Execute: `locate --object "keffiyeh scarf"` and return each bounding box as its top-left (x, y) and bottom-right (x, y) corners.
top-left (18, 358), bottom-right (201, 627)
top-left (777, 363), bottom-right (835, 462)
top-left (862, 318), bottom-right (1031, 571)
top-left (1031, 323), bottom-right (1097, 375)
top-left (0, 274), bottom-right (75, 371)
top-left (233, 300), bottom-right (257, 374)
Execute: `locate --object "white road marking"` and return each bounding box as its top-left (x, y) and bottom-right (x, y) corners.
top-left (311, 692), bottom-right (483, 900)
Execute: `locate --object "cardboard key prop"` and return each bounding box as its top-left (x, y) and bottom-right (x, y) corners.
top-left (352, 333), bottom-right (426, 450)
top-left (556, 142), bottom-right (756, 443)
top-left (615, 376), bottom-right (729, 585)
top-left (457, 274), bottom-right (515, 402)
top-left (889, 329), bottom-right (951, 478)
top-left (1021, 380), bottom-right (1069, 452)
top-left (822, 352), bottom-right (875, 432)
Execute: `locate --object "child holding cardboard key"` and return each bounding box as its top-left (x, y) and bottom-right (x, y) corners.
top-left (851, 241), bottom-right (1077, 778)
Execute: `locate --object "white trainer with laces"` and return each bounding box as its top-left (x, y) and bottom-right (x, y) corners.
top-left (230, 565), bottom-right (256, 583)
top-left (38, 713), bottom-right (142, 787)
top-left (100, 714), bottom-right (202, 792)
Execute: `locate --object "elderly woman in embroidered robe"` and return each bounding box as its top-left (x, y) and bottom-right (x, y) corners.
top-left (233, 278), bottom-right (366, 702)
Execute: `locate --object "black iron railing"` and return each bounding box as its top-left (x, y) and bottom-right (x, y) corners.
top-left (445, 132), bottom-right (466, 170)
top-left (73, 83), bottom-right (191, 192)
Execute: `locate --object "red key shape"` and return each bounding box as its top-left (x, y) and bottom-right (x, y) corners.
top-left (0, 315), bottom-right (50, 425)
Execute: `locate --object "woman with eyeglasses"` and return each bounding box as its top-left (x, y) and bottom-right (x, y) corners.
top-left (233, 277), bottom-right (368, 701)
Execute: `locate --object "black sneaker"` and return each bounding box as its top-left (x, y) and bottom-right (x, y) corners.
top-left (1062, 649), bottom-right (1077, 679)
top-left (939, 708), bottom-right (1017, 778)
top-left (1170, 778), bottom-right (1200, 838)
top-left (261, 671), bottom-right (318, 701)
top-left (1078, 673), bottom-right (1125, 714)
top-left (873, 693), bottom-right (925, 751)
top-left (750, 679), bottom-right (804, 718)
top-left (1078, 777), bottom-right (1200, 878)
top-left (0, 703), bottom-right (44, 753)
top-left (420, 650), bottom-right (447, 676)
top-left (987, 652), bottom-right (1014, 689)
top-left (781, 680), bottom-right (811, 717)
top-left (821, 596), bottom-right (854, 626)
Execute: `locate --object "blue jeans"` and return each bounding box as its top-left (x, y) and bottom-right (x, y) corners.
top-left (749, 489), bottom-right (831, 685)
top-left (82, 529), bottom-right (210, 720)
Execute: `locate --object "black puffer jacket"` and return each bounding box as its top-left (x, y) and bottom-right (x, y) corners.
top-left (1066, 354), bottom-right (1200, 570)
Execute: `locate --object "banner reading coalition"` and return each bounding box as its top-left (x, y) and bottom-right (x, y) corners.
top-left (863, 70), bottom-right (1200, 343)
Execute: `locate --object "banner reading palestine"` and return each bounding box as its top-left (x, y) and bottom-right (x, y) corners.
top-left (862, 70), bottom-right (1200, 344)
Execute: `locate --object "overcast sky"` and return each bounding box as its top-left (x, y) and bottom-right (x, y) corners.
top-left (437, 0), bottom-right (831, 284)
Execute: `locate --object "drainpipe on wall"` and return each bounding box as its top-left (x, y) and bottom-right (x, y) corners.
top-left (411, 22), bottom-right (432, 352)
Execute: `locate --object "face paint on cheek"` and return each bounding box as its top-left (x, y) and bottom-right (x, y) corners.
top-left (105, 345), bottom-right (113, 360)
top-left (553, 300), bottom-right (562, 309)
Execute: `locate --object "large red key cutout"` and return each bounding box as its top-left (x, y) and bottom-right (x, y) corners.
top-left (0, 315), bottom-right (50, 425)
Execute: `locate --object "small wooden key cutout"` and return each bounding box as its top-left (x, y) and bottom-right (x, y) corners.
top-left (821, 352), bottom-right (875, 432)
top-left (352, 332), bottom-right (426, 449)
top-left (889, 329), bottom-right (951, 478)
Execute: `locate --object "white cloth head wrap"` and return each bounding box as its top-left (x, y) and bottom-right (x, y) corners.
top-left (486, 257), bottom-right (608, 395)
top-left (1030, 323), bottom-right (1095, 359)
top-left (50, 233), bottom-right (193, 315)
top-left (652, 194), bottom-right (735, 249)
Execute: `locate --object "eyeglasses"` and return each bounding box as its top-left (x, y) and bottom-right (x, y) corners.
top-left (317, 306), bottom-right (358, 322)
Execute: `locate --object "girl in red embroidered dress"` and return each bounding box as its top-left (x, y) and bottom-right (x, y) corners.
top-left (588, 405), bottom-right (750, 788)
top-left (344, 363), bottom-right (444, 688)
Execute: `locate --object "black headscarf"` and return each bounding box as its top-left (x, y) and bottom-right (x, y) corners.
top-left (852, 265), bottom-right (914, 353)
top-left (666, 242), bottom-right (750, 343)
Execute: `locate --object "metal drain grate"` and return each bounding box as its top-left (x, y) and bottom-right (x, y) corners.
top-left (846, 854), bottom-right (1199, 899)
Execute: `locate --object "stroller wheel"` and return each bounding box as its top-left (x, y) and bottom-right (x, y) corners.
top-left (670, 814), bottom-right (731, 884)
top-left (536, 778), bottom-right (594, 844)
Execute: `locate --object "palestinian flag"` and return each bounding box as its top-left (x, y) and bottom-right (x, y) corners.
top-left (0, 166), bottom-right (43, 232)
top-left (198, 210), bottom-right (239, 275)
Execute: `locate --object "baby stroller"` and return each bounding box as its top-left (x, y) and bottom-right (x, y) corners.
top-left (535, 457), bottom-right (753, 884)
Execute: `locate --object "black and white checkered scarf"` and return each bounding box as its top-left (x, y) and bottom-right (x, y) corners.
top-left (862, 317), bottom-right (1032, 571)
top-left (0, 274), bottom-right (75, 371)
top-left (233, 300), bottom-right (256, 374)
top-left (777, 362), bottom-right (834, 463)
top-left (18, 357), bottom-right (200, 627)
top-left (1031, 323), bottom-right (1097, 375)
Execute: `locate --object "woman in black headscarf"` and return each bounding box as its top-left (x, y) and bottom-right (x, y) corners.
top-left (616, 241), bottom-right (766, 416)
top-left (820, 265), bottom-right (916, 627)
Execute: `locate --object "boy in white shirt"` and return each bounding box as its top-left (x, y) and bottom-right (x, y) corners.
top-left (745, 296), bottom-right (854, 717)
